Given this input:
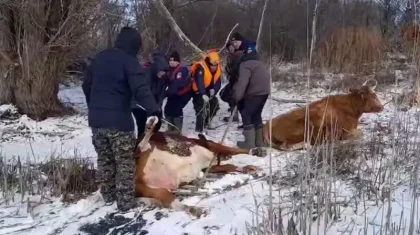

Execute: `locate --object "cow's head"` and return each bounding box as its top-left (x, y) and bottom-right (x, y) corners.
top-left (349, 79), bottom-right (384, 113)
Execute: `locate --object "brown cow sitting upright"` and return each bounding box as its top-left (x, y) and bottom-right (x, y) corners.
top-left (135, 116), bottom-right (266, 217)
top-left (263, 79), bottom-right (384, 150)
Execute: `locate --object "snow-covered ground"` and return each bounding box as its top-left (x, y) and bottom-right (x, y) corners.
top-left (1, 66), bottom-right (420, 235)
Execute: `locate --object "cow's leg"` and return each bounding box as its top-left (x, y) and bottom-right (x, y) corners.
top-left (208, 164), bottom-right (259, 174)
top-left (137, 183), bottom-right (207, 218)
top-left (199, 134), bottom-right (267, 157)
top-left (277, 141), bottom-right (312, 151)
top-left (138, 116), bottom-right (159, 151)
top-left (343, 129), bottom-right (362, 140)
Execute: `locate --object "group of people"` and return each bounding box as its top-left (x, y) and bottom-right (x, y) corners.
top-left (81, 26), bottom-right (271, 212)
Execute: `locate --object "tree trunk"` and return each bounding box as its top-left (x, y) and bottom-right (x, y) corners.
top-left (0, 0), bottom-right (99, 121)
top-left (0, 55), bottom-right (68, 120)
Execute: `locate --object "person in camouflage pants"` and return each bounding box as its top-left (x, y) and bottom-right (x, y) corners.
top-left (91, 129), bottom-right (137, 210)
top-left (82, 27), bottom-right (162, 212)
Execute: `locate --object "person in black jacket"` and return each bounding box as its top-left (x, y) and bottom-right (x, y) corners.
top-left (82, 26), bottom-right (161, 212)
top-left (164, 51), bottom-right (192, 133)
top-left (220, 42), bottom-right (243, 123)
top-left (131, 51), bottom-right (170, 139)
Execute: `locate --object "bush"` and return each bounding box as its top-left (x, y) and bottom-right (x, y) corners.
top-left (314, 27), bottom-right (385, 74)
top-left (0, 155), bottom-right (97, 205)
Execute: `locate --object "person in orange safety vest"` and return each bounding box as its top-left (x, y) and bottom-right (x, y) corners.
top-left (190, 50), bottom-right (222, 133)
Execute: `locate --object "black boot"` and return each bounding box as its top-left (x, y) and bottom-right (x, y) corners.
top-left (166, 116), bottom-right (175, 132)
top-left (172, 117), bottom-right (183, 134)
top-left (195, 115), bottom-right (205, 133)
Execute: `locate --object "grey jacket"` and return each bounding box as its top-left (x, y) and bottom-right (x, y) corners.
top-left (232, 52), bottom-right (270, 102)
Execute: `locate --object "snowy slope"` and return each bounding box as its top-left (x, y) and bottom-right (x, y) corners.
top-left (1, 70), bottom-right (419, 235)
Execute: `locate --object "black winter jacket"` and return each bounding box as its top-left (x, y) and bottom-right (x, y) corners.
top-left (131, 54), bottom-right (169, 109)
top-left (82, 27), bottom-right (159, 132)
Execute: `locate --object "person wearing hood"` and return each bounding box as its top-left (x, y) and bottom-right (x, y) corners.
top-left (190, 50), bottom-right (222, 133)
top-left (232, 43), bottom-right (270, 149)
top-left (82, 26), bottom-right (162, 212)
top-left (131, 51), bottom-right (170, 139)
top-left (220, 42), bottom-right (243, 123)
top-left (163, 51), bottom-right (192, 133)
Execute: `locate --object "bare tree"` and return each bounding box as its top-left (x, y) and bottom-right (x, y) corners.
top-left (0, 0), bottom-right (106, 120)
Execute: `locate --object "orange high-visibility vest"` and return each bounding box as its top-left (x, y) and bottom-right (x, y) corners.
top-left (190, 61), bottom-right (222, 93)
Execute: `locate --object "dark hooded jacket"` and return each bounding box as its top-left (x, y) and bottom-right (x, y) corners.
top-left (149, 53), bottom-right (170, 106)
top-left (82, 27), bottom-right (159, 132)
top-left (131, 53), bottom-right (170, 109)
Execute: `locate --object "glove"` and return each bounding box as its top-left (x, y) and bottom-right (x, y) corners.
top-left (202, 95), bottom-right (210, 102)
top-left (209, 89), bottom-right (215, 97)
top-left (149, 110), bottom-right (162, 133)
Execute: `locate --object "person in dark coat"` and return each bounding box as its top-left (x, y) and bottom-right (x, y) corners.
top-left (232, 46), bottom-right (270, 149)
top-left (226, 32), bottom-right (258, 130)
top-left (82, 26), bottom-right (162, 212)
top-left (230, 32), bottom-right (257, 54)
top-left (131, 51), bottom-right (170, 139)
top-left (191, 50), bottom-right (222, 133)
top-left (220, 42), bottom-right (243, 123)
top-left (164, 51), bottom-right (192, 134)
top-left (149, 52), bottom-right (171, 106)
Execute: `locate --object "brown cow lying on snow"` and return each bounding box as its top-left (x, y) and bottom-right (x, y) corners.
top-left (263, 79), bottom-right (384, 150)
top-left (135, 116), bottom-right (266, 217)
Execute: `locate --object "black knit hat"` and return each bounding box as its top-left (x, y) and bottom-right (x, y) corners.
top-left (230, 32), bottom-right (244, 41)
top-left (169, 51), bottom-right (181, 62)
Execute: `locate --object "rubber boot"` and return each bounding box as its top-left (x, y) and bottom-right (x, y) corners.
top-left (173, 117), bottom-right (183, 134)
top-left (166, 116), bottom-right (175, 132)
top-left (255, 126), bottom-right (265, 147)
top-left (237, 125), bottom-right (256, 149)
top-left (195, 115), bottom-right (204, 133)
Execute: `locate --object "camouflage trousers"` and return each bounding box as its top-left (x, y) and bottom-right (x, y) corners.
top-left (91, 128), bottom-right (137, 212)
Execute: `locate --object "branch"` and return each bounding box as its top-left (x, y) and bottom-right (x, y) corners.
top-left (173, 0), bottom-right (215, 10)
top-left (256, 0), bottom-right (269, 52)
top-left (152, 0), bottom-right (204, 55)
top-left (217, 23), bottom-right (239, 53)
top-left (196, 4), bottom-right (218, 46)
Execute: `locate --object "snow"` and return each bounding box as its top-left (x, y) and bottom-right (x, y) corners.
top-left (1, 66), bottom-right (420, 235)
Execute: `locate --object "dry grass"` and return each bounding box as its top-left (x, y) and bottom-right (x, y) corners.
top-left (314, 27), bottom-right (385, 74)
top-left (245, 89), bottom-right (420, 234)
top-left (0, 154), bottom-right (97, 205)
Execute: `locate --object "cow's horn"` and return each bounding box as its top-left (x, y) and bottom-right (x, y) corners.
top-left (369, 78), bottom-right (378, 90)
top-left (362, 78), bottom-right (377, 90)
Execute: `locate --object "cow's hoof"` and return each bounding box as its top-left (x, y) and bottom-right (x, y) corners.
top-left (146, 116), bottom-right (159, 129)
top-left (249, 147), bottom-right (267, 157)
top-left (186, 205), bottom-right (208, 218)
top-left (241, 165), bottom-right (258, 174)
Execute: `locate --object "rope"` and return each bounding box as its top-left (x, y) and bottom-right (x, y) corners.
top-left (198, 105), bottom-right (238, 187)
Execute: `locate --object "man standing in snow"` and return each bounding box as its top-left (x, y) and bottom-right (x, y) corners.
top-left (82, 26), bottom-right (162, 212)
top-left (190, 50), bottom-right (222, 133)
top-left (132, 51), bottom-right (169, 140)
top-left (220, 42), bottom-right (243, 123)
top-left (164, 51), bottom-right (192, 133)
top-left (232, 42), bottom-right (270, 149)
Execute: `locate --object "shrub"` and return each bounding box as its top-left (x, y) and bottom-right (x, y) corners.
top-left (314, 27), bottom-right (385, 74)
